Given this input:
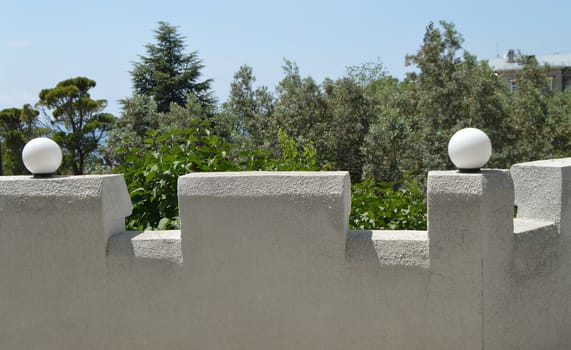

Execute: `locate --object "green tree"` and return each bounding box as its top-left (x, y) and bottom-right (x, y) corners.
top-left (0, 105), bottom-right (47, 175)
top-left (507, 58), bottom-right (554, 162)
top-left (117, 125), bottom-right (321, 230)
top-left (361, 77), bottom-right (417, 182)
top-left (104, 94), bottom-right (220, 168)
top-left (272, 60), bottom-right (328, 150)
top-left (260, 128), bottom-right (320, 171)
top-left (321, 77), bottom-right (372, 180)
top-left (222, 65), bottom-right (275, 147)
top-left (271, 60), bottom-right (371, 175)
top-left (546, 89), bottom-right (571, 158)
top-left (404, 21), bottom-right (510, 172)
top-left (228, 60), bottom-right (374, 179)
top-left (102, 95), bottom-right (160, 167)
top-left (345, 60), bottom-right (422, 183)
top-left (454, 54), bottom-right (511, 167)
top-left (131, 21), bottom-right (214, 113)
top-left (38, 77), bottom-right (115, 175)
top-left (346, 59), bottom-right (389, 87)
top-left (404, 21), bottom-right (465, 172)
top-left (118, 95), bottom-right (161, 139)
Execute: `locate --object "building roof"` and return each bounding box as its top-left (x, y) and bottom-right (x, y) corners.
top-left (489, 52), bottom-right (571, 71)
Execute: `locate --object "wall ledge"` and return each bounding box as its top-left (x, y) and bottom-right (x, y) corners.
top-left (514, 218), bottom-right (558, 238)
top-left (107, 230), bottom-right (182, 264)
top-left (346, 230), bottom-right (429, 268)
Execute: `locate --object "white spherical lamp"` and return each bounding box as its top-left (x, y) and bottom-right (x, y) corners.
top-left (448, 128), bottom-right (492, 172)
top-left (22, 138), bottom-right (62, 177)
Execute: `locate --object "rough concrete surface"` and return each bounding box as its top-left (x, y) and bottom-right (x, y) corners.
top-left (511, 158), bottom-right (571, 234)
top-left (346, 230), bottom-right (429, 268)
top-left (107, 230), bottom-right (182, 264)
top-left (2, 162), bottom-right (571, 349)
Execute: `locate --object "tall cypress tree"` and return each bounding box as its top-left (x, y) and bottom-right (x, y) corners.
top-left (131, 21), bottom-right (214, 113)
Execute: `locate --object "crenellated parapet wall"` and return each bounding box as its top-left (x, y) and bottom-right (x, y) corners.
top-left (1, 159), bottom-right (571, 349)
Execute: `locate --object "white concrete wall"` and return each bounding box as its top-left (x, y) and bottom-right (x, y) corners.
top-left (500, 159), bottom-right (571, 349)
top-left (0, 161), bottom-right (571, 349)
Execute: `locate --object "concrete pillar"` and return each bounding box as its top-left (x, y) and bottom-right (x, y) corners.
top-left (178, 171), bottom-right (351, 262)
top-left (511, 158), bottom-right (571, 235)
top-left (0, 175), bottom-right (131, 349)
top-left (177, 171), bottom-right (351, 349)
top-left (427, 170), bottom-right (514, 349)
top-left (507, 158), bottom-right (571, 349)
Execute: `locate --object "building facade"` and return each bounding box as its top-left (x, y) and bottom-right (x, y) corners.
top-left (489, 49), bottom-right (571, 92)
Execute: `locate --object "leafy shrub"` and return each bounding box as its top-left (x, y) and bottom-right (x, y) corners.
top-left (259, 128), bottom-right (321, 171)
top-left (117, 126), bottom-right (322, 230)
top-left (117, 124), bottom-right (239, 230)
top-left (350, 176), bottom-right (427, 230)
top-left (117, 122), bottom-right (426, 232)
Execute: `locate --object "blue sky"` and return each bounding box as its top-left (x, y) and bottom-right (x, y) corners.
top-left (1, 0), bottom-right (570, 116)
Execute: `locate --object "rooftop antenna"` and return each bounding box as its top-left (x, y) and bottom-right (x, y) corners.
top-left (496, 43), bottom-right (500, 58)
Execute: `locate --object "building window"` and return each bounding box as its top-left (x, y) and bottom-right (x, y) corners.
top-left (509, 79), bottom-right (517, 92)
top-left (546, 77), bottom-right (554, 92)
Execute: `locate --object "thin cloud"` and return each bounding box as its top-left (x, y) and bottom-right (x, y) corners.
top-left (7, 41), bottom-right (32, 48)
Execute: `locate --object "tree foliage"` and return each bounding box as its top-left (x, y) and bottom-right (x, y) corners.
top-left (117, 123), bottom-right (238, 230)
top-left (4, 19), bottom-right (569, 232)
top-left (230, 60), bottom-right (374, 180)
top-left (350, 176), bottom-right (427, 230)
top-left (222, 65), bottom-right (275, 147)
top-left (131, 21), bottom-right (214, 112)
top-left (272, 60), bottom-right (329, 152)
top-left (112, 21), bottom-right (571, 233)
top-left (259, 128), bottom-right (321, 171)
top-left (116, 119), bottom-right (320, 230)
top-left (546, 90), bottom-right (571, 158)
top-left (403, 21), bottom-right (510, 173)
top-left (507, 59), bottom-right (559, 162)
top-left (361, 77), bottom-right (416, 182)
top-left (37, 77), bottom-right (115, 175)
top-left (0, 105), bottom-right (47, 175)
top-left (321, 77), bottom-right (372, 180)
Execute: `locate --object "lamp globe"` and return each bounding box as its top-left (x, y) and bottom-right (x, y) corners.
top-left (22, 138), bottom-right (62, 176)
top-left (447, 128), bottom-right (492, 172)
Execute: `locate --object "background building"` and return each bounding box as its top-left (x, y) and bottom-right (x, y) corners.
top-left (489, 49), bottom-right (571, 92)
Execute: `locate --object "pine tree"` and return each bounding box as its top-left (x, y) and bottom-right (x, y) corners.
top-left (38, 77), bottom-right (115, 175)
top-left (131, 21), bottom-right (214, 112)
